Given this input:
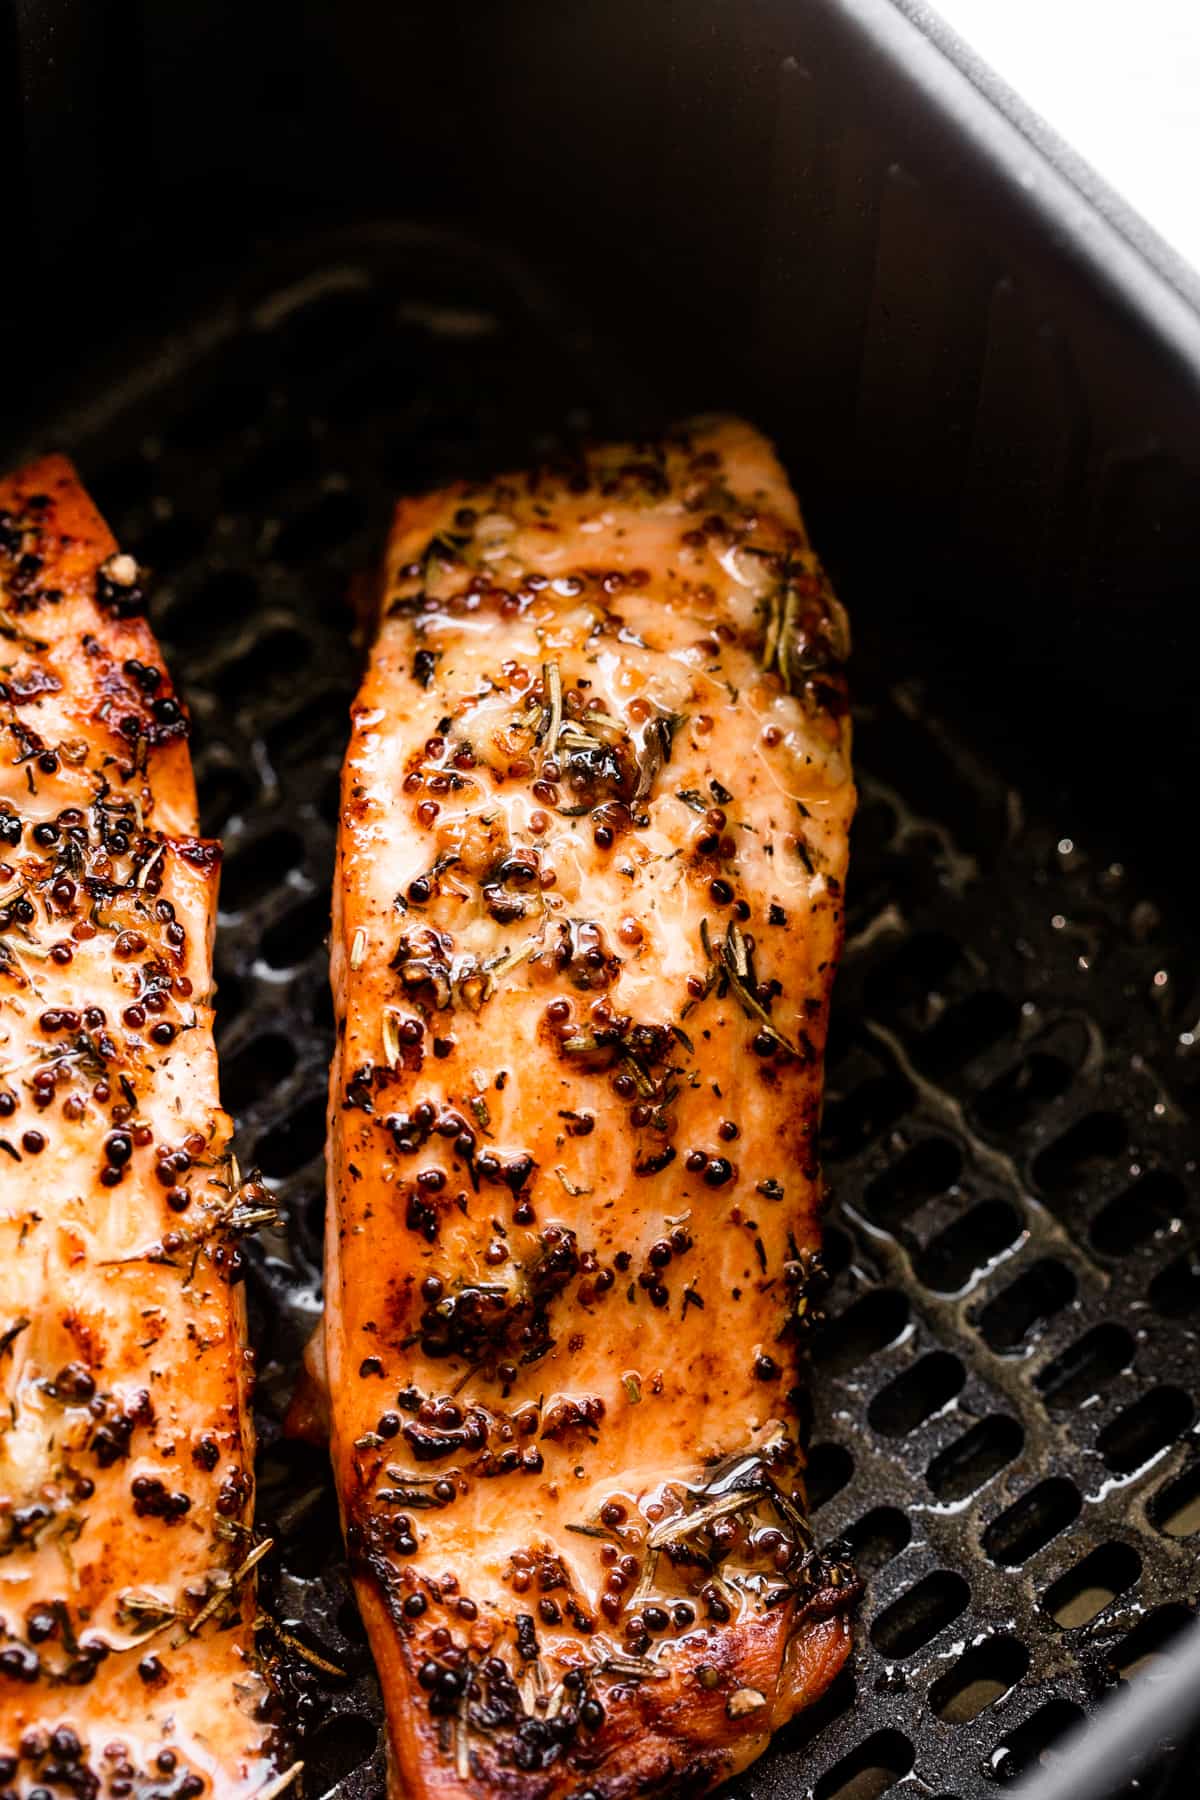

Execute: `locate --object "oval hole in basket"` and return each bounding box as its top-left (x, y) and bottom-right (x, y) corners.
top-left (814, 1728), bottom-right (914, 1800)
top-left (816, 1289), bottom-right (910, 1376)
top-left (778, 1666), bottom-right (856, 1762)
top-left (979, 1258), bottom-right (1076, 1352)
top-left (869, 1352), bottom-right (964, 1436)
top-left (1091, 1170), bottom-right (1185, 1256)
top-left (260, 891), bottom-right (331, 968)
top-left (265, 688), bottom-right (349, 767)
top-left (311, 981), bottom-right (335, 1035)
top-left (221, 829), bottom-right (306, 912)
top-left (221, 1032), bottom-right (297, 1114)
top-left (223, 434), bottom-right (316, 508)
top-left (211, 965), bottom-right (246, 1041)
top-left (1033, 1110), bottom-right (1127, 1197)
top-left (865, 1137), bottom-right (962, 1231)
top-left (871, 1570), bottom-right (970, 1658)
top-left (301, 1714), bottom-right (379, 1797)
top-left (822, 1223), bottom-right (854, 1279)
top-left (219, 624), bottom-right (312, 699)
top-left (806, 1442), bottom-right (855, 1511)
top-left (1149, 1253), bottom-right (1200, 1318)
top-left (135, 509), bottom-right (208, 570)
top-left (915, 1200), bottom-right (1022, 1294)
top-left (199, 760), bottom-right (257, 835)
top-left (1098, 1386), bottom-right (1194, 1475)
top-left (275, 488), bottom-right (366, 562)
top-left (918, 990), bottom-right (1019, 1077)
top-left (821, 1075), bottom-right (915, 1162)
top-left (929, 1634), bottom-right (1029, 1722)
top-left (841, 1506), bottom-right (911, 1578)
top-left (272, 286), bottom-right (383, 372)
top-left (1150, 1458), bottom-right (1200, 1538)
top-left (1036, 1323), bottom-right (1135, 1412)
top-left (1043, 1541), bottom-right (1141, 1628)
top-left (864, 930), bottom-right (963, 1019)
top-left (987, 1699), bottom-right (1085, 1782)
top-left (164, 569), bottom-right (261, 647)
top-left (1112, 1604), bottom-right (1194, 1680)
top-left (256, 1102), bottom-right (327, 1179)
top-left (983, 1477), bottom-right (1082, 1566)
top-left (972, 1051), bottom-right (1073, 1133)
top-left (927, 1415), bottom-right (1024, 1503)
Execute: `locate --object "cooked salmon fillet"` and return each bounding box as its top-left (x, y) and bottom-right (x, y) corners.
top-left (0, 461), bottom-right (279, 1795)
top-left (324, 416), bottom-right (857, 1798)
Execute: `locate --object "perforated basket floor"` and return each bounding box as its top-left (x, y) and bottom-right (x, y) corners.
top-left (24, 228), bottom-right (1200, 1800)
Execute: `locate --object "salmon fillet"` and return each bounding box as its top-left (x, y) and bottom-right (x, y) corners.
top-left (324, 417), bottom-right (857, 1798)
top-left (0, 461), bottom-right (279, 1794)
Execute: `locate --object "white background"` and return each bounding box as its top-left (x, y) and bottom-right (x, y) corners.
top-left (930, 0), bottom-right (1200, 274)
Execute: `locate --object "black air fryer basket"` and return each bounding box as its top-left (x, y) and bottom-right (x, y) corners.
top-left (6, 4), bottom-right (1200, 1798)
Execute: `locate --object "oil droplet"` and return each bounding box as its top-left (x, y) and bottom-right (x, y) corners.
top-left (983, 1745), bottom-right (1020, 1784)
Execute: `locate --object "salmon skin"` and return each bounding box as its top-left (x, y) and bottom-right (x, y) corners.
top-left (324, 416), bottom-right (857, 1798)
top-left (0, 462), bottom-right (279, 1795)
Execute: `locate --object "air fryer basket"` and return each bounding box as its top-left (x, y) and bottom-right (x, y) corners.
top-left (15, 222), bottom-right (1197, 1800)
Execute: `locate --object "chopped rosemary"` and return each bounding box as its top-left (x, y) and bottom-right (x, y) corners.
top-left (185, 1536), bottom-right (274, 1636)
top-left (700, 918), bottom-right (798, 1054)
top-left (646, 1486), bottom-right (765, 1551)
top-left (555, 1166), bottom-right (593, 1197)
top-left (565, 1522), bottom-right (616, 1541)
top-left (0, 608), bottom-right (49, 653)
top-left (629, 1547), bottom-right (661, 1606)
top-left (484, 937), bottom-right (538, 985)
top-left (619, 1051), bottom-right (658, 1099)
top-left (598, 1653), bottom-right (667, 1681)
top-left (381, 1006), bottom-right (404, 1069)
top-left (759, 558), bottom-right (794, 681)
top-left (0, 1316), bottom-right (30, 1358)
top-left (633, 711), bottom-right (685, 802)
top-left (538, 659), bottom-right (563, 763)
top-left (622, 1373), bottom-right (642, 1405)
top-left (350, 927), bottom-right (367, 970)
top-left (116, 1590), bottom-right (179, 1635)
top-left (269, 1623), bottom-right (347, 1680)
top-left (250, 1763), bottom-right (305, 1800)
top-left (764, 1476), bottom-right (813, 1546)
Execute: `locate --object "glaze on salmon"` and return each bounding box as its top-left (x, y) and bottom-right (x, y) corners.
top-left (324, 418), bottom-right (857, 1798)
top-left (0, 461), bottom-right (279, 1795)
